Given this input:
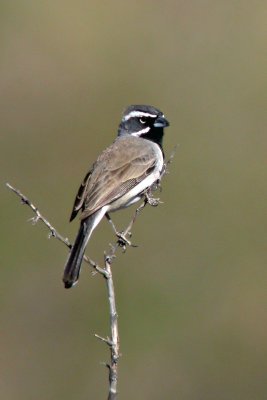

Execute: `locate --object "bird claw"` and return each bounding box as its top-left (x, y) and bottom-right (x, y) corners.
top-left (116, 232), bottom-right (131, 247)
top-left (116, 232), bottom-right (138, 250)
top-left (146, 195), bottom-right (162, 207)
top-left (144, 190), bottom-right (162, 207)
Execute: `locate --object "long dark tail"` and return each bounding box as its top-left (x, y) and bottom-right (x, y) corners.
top-left (63, 213), bottom-right (99, 289)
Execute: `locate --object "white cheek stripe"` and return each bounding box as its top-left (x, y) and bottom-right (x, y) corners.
top-left (131, 126), bottom-right (151, 136)
top-left (123, 111), bottom-right (158, 121)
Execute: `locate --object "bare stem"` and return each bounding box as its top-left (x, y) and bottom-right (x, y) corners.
top-left (94, 256), bottom-right (119, 399)
top-left (105, 255), bottom-right (119, 400)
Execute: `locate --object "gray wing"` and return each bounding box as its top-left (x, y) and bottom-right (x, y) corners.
top-left (70, 169), bottom-right (92, 221)
top-left (70, 136), bottom-right (158, 221)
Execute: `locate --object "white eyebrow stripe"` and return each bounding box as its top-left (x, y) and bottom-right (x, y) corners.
top-left (131, 126), bottom-right (151, 136)
top-left (123, 111), bottom-right (157, 121)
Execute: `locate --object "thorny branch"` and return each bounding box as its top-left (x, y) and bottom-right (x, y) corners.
top-left (6, 149), bottom-right (175, 400)
top-left (5, 183), bottom-right (105, 274)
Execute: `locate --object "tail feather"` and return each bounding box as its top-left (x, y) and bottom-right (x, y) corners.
top-left (63, 217), bottom-right (95, 289)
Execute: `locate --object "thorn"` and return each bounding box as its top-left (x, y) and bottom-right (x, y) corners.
top-left (105, 252), bottom-right (116, 265)
top-left (94, 333), bottom-right (112, 346)
top-left (28, 216), bottom-right (39, 225)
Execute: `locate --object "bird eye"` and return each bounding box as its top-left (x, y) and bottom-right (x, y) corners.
top-left (139, 117), bottom-right (146, 124)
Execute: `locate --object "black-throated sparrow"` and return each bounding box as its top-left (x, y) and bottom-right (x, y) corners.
top-left (63, 105), bottom-right (169, 288)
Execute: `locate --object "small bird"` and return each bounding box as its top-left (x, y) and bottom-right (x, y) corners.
top-left (63, 105), bottom-right (169, 288)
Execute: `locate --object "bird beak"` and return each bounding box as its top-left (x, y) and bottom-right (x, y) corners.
top-left (153, 115), bottom-right (169, 128)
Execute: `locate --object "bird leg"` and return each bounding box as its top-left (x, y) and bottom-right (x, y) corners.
top-left (105, 188), bottom-right (161, 251)
top-left (105, 213), bottom-right (132, 248)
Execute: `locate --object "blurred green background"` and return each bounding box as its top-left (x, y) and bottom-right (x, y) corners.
top-left (1, 1), bottom-right (266, 399)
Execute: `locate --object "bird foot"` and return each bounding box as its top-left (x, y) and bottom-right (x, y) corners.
top-left (116, 231), bottom-right (138, 250)
top-left (145, 192), bottom-right (162, 207)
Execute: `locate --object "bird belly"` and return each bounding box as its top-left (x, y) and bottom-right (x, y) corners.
top-left (108, 194), bottom-right (142, 213)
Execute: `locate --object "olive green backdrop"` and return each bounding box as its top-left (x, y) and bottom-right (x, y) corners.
top-left (1, 1), bottom-right (266, 399)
